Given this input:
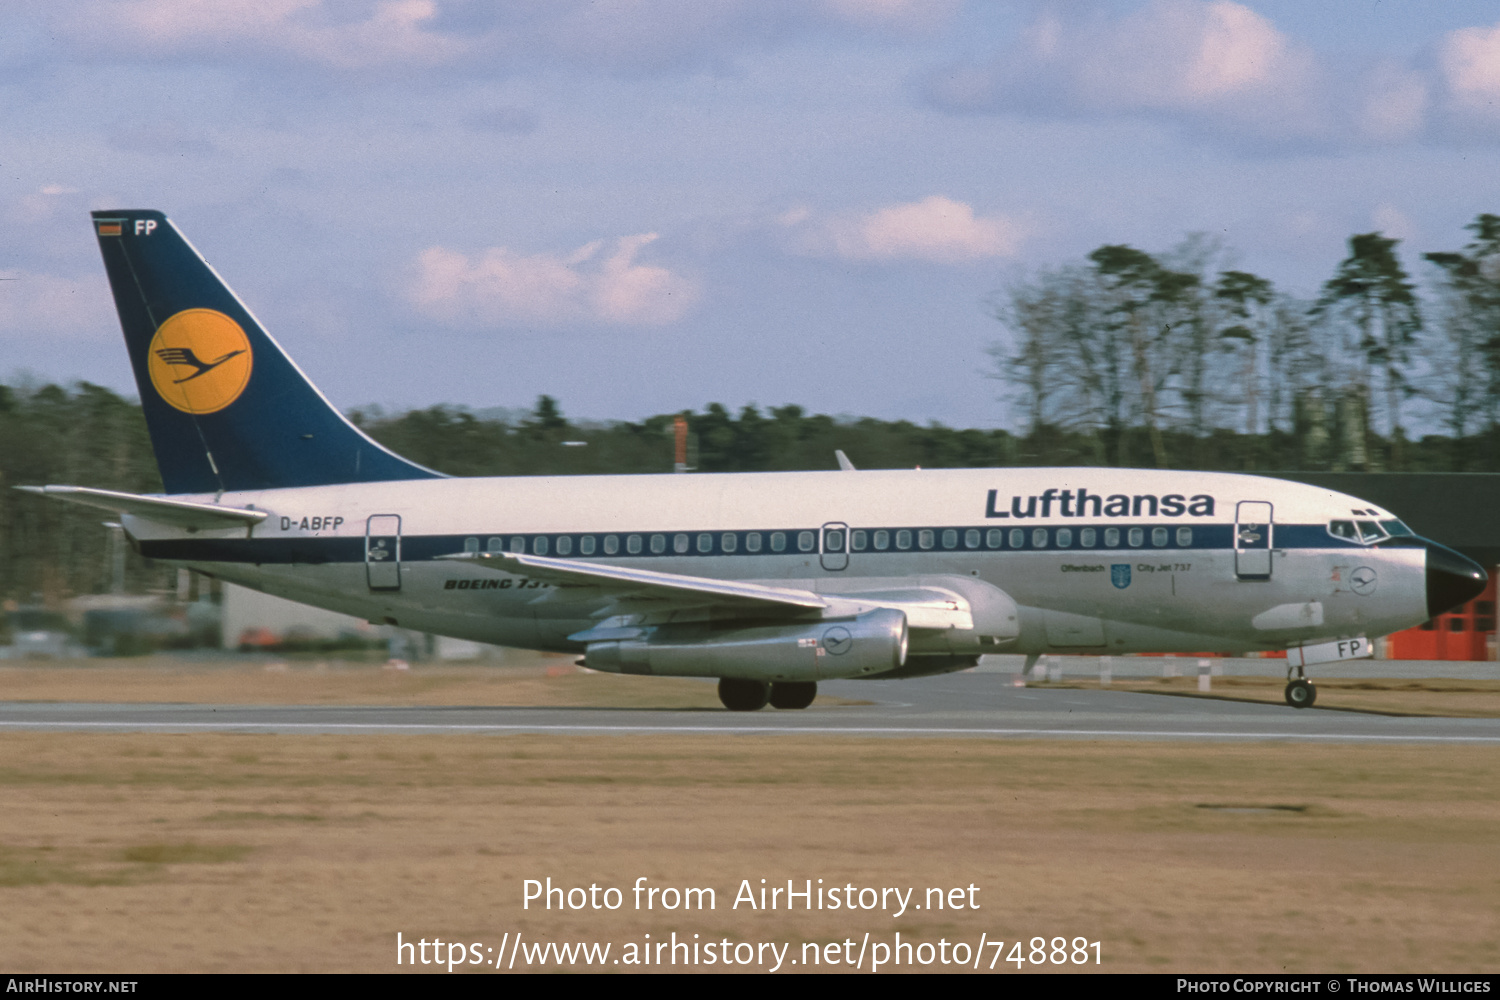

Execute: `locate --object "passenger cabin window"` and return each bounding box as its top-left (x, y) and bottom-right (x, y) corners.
top-left (626, 534), bottom-right (642, 555)
top-left (604, 535), bottom-right (620, 555)
top-left (581, 536), bottom-right (597, 555)
top-left (1080, 528), bottom-right (1096, 547)
top-left (487, 537), bottom-right (504, 554)
top-left (1009, 528), bottom-right (1024, 548)
top-left (697, 533), bottom-right (713, 553)
top-left (746, 532), bottom-right (763, 553)
top-left (1056, 528), bottom-right (1072, 548)
top-left (986, 528), bottom-right (1003, 548)
top-left (1032, 528), bottom-right (1048, 548)
top-left (874, 530), bottom-right (890, 550)
top-left (651, 534), bottom-right (667, 554)
top-left (1104, 527), bottom-right (1120, 547)
top-left (1176, 527), bottom-right (1192, 547)
top-left (673, 533), bottom-right (689, 554)
top-left (798, 531), bottom-right (816, 552)
top-left (941, 529), bottom-right (957, 549)
top-left (965, 529), bottom-right (980, 549)
top-left (509, 537), bottom-right (525, 553)
top-left (896, 530), bottom-right (913, 550)
top-left (722, 532), bottom-right (737, 553)
top-left (1127, 527), bottom-right (1144, 548)
top-left (918, 530), bottom-right (934, 550)
top-left (825, 530), bottom-right (845, 552)
top-left (1152, 527), bottom-right (1168, 547)
top-left (771, 532), bottom-right (787, 553)
top-left (555, 536), bottom-right (572, 556)
top-left (533, 536), bottom-right (548, 555)
top-left (464, 537), bottom-right (479, 554)
top-left (851, 530), bottom-right (868, 552)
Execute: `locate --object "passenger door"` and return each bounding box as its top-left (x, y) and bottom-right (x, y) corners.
top-left (366, 514), bottom-right (402, 591)
top-left (1234, 501), bottom-right (1273, 580)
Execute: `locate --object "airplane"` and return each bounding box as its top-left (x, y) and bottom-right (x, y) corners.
top-left (19, 209), bottom-right (1488, 711)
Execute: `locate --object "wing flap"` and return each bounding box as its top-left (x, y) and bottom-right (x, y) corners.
top-left (16, 485), bottom-right (269, 530)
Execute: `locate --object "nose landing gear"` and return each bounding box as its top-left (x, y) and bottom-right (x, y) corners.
top-left (1284, 663), bottom-right (1317, 708)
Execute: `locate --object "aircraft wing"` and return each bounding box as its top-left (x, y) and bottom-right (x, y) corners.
top-left (440, 550), bottom-right (830, 611)
top-left (441, 551), bottom-right (985, 631)
top-left (15, 485), bottom-right (269, 531)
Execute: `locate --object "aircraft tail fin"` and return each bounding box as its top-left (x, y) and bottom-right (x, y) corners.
top-left (90, 210), bottom-right (441, 494)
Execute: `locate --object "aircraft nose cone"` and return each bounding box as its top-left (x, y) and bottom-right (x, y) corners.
top-left (1426, 541), bottom-right (1488, 619)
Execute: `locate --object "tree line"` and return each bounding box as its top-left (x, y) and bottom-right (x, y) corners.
top-left (992, 214), bottom-right (1500, 472)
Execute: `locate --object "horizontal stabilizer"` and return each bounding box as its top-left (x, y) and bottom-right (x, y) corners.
top-left (440, 550), bottom-right (829, 611)
top-left (16, 485), bottom-right (268, 531)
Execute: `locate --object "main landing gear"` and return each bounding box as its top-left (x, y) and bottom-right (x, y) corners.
top-left (1284, 663), bottom-right (1317, 709)
top-left (717, 678), bottom-right (817, 711)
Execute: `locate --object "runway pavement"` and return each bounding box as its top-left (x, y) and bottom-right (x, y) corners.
top-left (2, 673), bottom-right (1498, 743)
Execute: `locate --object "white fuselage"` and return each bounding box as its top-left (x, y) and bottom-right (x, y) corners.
top-left (122, 467), bottom-right (1431, 663)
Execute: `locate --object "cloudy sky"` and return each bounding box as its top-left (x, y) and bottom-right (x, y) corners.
top-left (3, 0), bottom-right (1500, 429)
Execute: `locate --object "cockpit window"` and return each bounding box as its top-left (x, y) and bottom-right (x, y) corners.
top-left (1338, 521), bottom-right (1392, 542)
top-left (1380, 519), bottom-right (1414, 537)
top-left (1327, 520), bottom-right (1358, 542)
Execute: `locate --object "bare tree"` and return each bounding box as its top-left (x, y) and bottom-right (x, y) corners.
top-left (1316, 232), bottom-right (1422, 468)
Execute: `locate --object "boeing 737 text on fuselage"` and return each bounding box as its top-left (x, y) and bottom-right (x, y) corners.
top-left (20, 211), bottom-right (1487, 711)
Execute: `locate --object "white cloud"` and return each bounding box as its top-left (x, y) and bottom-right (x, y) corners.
top-left (63, 0), bottom-right (956, 74)
top-left (1437, 21), bottom-right (1500, 138)
top-left (921, 3), bottom-right (1500, 150)
top-left (1441, 22), bottom-right (1500, 105)
top-left (924, 1), bottom-right (1340, 145)
top-left (789, 196), bottom-right (1026, 264)
top-left (1371, 203), bottom-right (1417, 244)
top-left (73, 0), bottom-right (467, 69)
top-left (407, 234), bottom-right (698, 328)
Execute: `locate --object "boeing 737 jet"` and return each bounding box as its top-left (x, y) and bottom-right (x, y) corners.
top-left (20, 211), bottom-right (1488, 710)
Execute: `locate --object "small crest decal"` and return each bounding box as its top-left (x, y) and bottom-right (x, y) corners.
top-left (1111, 564), bottom-right (1132, 589)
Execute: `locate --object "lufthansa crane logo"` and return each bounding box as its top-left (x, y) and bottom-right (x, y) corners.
top-left (147, 309), bottom-right (253, 414)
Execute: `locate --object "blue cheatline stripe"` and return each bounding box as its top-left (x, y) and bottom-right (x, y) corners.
top-left (137, 522), bottom-right (1370, 566)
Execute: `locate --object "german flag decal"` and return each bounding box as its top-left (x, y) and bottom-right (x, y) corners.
top-left (96, 221), bottom-right (123, 237)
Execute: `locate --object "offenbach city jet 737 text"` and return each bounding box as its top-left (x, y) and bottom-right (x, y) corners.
top-left (19, 210), bottom-right (1488, 711)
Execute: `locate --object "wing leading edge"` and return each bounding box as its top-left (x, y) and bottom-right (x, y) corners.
top-left (440, 550), bottom-right (830, 611)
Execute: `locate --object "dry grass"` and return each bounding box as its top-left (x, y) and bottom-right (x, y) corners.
top-left (0, 733), bottom-right (1497, 973)
top-left (0, 654), bottom-right (865, 709)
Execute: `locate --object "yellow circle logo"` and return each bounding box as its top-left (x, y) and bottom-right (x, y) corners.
top-left (147, 309), bottom-right (253, 414)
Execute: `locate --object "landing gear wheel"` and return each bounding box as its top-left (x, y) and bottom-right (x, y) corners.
top-left (718, 678), bottom-right (771, 712)
top-left (1284, 679), bottom-right (1317, 709)
top-left (769, 681), bottom-right (817, 710)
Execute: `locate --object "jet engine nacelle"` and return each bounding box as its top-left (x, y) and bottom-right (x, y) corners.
top-left (583, 608), bottom-right (908, 681)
